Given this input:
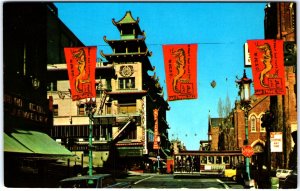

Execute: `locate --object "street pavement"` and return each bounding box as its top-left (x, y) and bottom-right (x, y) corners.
top-left (116, 172), bottom-right (245, 189)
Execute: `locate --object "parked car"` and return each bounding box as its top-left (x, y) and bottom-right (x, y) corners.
top-left (276, 169), bottom-right (293, 179)
top-left (280, 169), bottom-right (297, 189)
top-left (59, 174), bottom-right (131, 188)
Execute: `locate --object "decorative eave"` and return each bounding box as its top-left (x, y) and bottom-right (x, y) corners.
top-left (150, 73), bottom-right (163, 93)
top-left (100, 49), bottom-right (152, 60)
top-left (143, 73), bottom-right (163, 94)
top-left (103, 34), bottom-right (146, 45)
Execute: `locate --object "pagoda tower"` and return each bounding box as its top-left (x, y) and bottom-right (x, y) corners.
top-left (100, 11), bottom-right (170, 172)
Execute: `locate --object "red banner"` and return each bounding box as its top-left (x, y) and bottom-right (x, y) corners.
top-left (247, 40), bottom-right (286, 96)
top-left (153, 109), bottom-right (160, 150)
top-left (163, 44), bottom-right (198, 101)
top-left (64, 47), bottom-right (97, 101)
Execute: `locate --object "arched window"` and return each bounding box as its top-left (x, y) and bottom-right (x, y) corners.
top-left (250, 115), bottom-right (256, 132)
top-left (259, 114), bottom-right (266, 132)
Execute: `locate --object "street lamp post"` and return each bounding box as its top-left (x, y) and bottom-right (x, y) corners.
top-left (85, 98), bottom-right (97, 179)
top-left (157, 135), bottom-right (161, 173)
top-left (236, 69), bottom-right (252, 181)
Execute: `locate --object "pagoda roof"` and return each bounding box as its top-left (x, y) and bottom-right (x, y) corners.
top-left (100, 49), bottom-right (151, 58)
top-left (100, 50), bottom-right (154, 71)
top-left (103, 35), bottom-right (147, 48)
top-left (112, 11), bottom-right (142, 34)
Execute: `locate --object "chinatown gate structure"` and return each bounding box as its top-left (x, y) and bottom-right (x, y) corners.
top-left (48, 11), bottom-right (170, 172)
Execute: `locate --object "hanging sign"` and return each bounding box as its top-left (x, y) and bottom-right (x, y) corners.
top-left (64, 46), bottom-right (97, 101)
top-left (153, 108), bottom-right (160, 149)
top-left (247, 40), bottom-right (286, 96)
top-left (163, 44), bottom-right (198, 101)
top-left (270, 132), bottom-right (283, 152)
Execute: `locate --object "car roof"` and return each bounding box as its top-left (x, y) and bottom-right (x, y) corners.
top-left (60, 174), bottom-right (112, 182)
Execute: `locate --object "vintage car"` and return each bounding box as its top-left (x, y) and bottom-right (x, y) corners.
top-left (59, 174), bottom-right (131, 188)
top-left (276, 169), bottom-right (293, 179)
top-left (280, 169), bottom-right (297, 189)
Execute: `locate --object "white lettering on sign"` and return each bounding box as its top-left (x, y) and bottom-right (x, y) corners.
top-left (4, 94), bottom-right (49, 124)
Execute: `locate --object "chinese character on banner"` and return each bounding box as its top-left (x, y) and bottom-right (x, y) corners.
top-left (247, 40), bottom-right (286, 96)
top-left (153, 108), bottom-right (160, 150)
top-left (64, 47), bottom-right (97, 101)
top-left (162, 44), bottom-right (198, 101)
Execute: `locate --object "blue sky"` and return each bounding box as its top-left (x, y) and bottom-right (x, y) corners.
top-left (55, 2), bottom-right (266, 150)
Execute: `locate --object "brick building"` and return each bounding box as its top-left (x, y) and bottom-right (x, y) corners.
top-left (208, 117), bottom-right (223, 151)
top-left (264, 2), bottom-right (297, 169)
top-left (234, 95), bottom-right (270, 156)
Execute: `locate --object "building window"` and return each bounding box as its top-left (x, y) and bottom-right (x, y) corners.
top-left (99, 125), bottom-right (112, 141)
top-left (119, 103), bottom-right (136, 114)
top-left (125, 126), bottom-right (137, 140)
top-left (53, 104), bottom-right (58, 116)
top-left (250, 115), bottom-right (256, 132)
top-left (78, 104), bottom-right (85, 115)
top-left (106, 103), bottom-right (112, 114)
top-left (260, 115), bottom-right (266, 132)
top-left (119, 77), bottom-right (135, 89)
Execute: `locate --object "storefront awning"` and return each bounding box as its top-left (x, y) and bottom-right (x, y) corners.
top-left (4, 133), bottom-right (32, 153)
top-left (4, 129), bottom-right (74, 158)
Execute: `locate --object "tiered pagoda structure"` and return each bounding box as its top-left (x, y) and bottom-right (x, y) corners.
top-left (100, 11), bottom-right (170, 172)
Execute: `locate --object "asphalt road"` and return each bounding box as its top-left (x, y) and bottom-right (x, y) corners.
top-left (117, 173), bottom-right (245, 189)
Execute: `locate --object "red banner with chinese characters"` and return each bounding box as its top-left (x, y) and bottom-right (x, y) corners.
top-left (153, 108), bottom-right (160, 150)
top-left (64, 47), bottom-right (97, 101)
top-left (247, 40), bottom-right (286, 96)
top-left (163, 44), bottom-right (198, 101)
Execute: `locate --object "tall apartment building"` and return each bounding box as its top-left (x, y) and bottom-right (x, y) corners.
top-left (48, 11), bottom-right (170, 172)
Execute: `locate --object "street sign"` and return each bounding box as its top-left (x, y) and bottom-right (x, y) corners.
top-left (270, 132), bottom-right (283, 152)
top-left (242, 145), bottom-right (254, 158)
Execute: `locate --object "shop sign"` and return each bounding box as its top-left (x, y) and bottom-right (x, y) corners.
top-left (270, 132), bottom-right (283, 152)
top-left (4, 93), bottom-right (49, 124)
